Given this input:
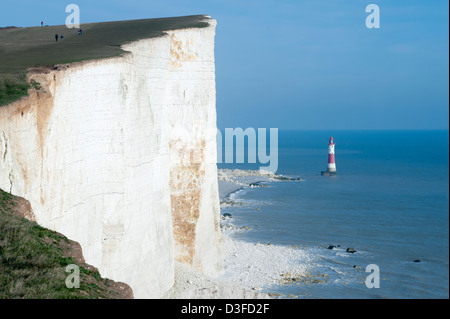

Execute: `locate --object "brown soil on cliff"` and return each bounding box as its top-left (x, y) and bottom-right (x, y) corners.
top-left (0, 188), bottom-right (133, 299)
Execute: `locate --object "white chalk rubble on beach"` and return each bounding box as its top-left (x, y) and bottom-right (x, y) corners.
top-left (217, 169), bottom-right (278, 184)
top-left (216, 168), bottom-right (311, 292)
top-left (218, 235), bottom-right (312, 290)
top-left (217, 169), bottom-right (279, 203)
top-left (162, 261), bottom-right (270, 299)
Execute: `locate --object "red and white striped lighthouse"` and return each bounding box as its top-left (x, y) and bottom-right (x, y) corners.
top-left (321, 136), bottom-right (337, 176)
top-left (327, 136), bottom-right (336, 172)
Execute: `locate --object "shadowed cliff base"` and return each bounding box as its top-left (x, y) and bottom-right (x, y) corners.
top-left (0, 15), bottom-right (211, 106)
top-left (0, 188), bottom-right (133, 299)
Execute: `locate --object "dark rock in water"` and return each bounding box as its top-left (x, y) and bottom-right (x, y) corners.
top-left (273, 175), bottom-right (290, 181)
top-left (222, 213), bottom-right (232, 219)
top-left (337, 245), bottom-right (341, 247)
top-left (346, 248), bottom-right (356, 254)
top-left (327, 245), bottom-right (336, 250)
top-left (414, 260), bottom-right (421, 263)
top-left (353, 265), bottom-right (359, 269)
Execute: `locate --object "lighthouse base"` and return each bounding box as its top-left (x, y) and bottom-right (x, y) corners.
top-left (321, 170), bottom-right (337, 176)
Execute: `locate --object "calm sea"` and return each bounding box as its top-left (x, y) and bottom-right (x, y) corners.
top-left (218, 130), bottom-right (449, 299)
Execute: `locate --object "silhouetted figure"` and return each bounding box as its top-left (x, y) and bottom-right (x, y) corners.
top-left (60, 34), bottom-right (64, 41)
top-left (41, 21), bottom-right (43, 27)
top-left (55, 34), bottom-right (59, 42)
top-left (78, 28), bottom-right (82, 35)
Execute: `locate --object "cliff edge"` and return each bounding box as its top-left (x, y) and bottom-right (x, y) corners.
top-left (0, 16), bottom-right (222, 298)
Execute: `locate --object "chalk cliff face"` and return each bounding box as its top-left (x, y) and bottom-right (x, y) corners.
top-left (0, 19), bottom-right (222, 298)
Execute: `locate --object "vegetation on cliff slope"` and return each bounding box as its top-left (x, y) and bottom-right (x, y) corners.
top-left (0, 15), bottom-right (210, 106)
top-left (0, 188), bottom-right (133, 299)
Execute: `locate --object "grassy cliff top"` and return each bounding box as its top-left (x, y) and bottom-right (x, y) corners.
top-left (0, 15), bottom-right (211, 106)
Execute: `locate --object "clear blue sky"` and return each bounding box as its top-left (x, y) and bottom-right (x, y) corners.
top-left (1, 0), bottom-right (448, 130)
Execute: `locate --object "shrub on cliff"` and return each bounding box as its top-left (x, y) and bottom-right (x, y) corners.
top-left (0, 76), bottom-right (29, 106)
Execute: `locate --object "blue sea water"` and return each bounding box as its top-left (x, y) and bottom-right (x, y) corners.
top-left (218, 130), bottom-right (449, 299)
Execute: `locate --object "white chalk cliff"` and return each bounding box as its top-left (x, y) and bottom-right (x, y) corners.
top-left (0, 18), bottom-right (222, 298)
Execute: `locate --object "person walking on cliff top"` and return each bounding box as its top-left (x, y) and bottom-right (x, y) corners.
top-left (55, 34), bottom-right (59, 42)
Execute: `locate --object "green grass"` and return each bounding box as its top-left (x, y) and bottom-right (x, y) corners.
top-left (0, 75), bottom-right (30, 106)
top-left (0, 188), bottom-right (130, 299)
top-left (0, 15), bottom-right (210, 106)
